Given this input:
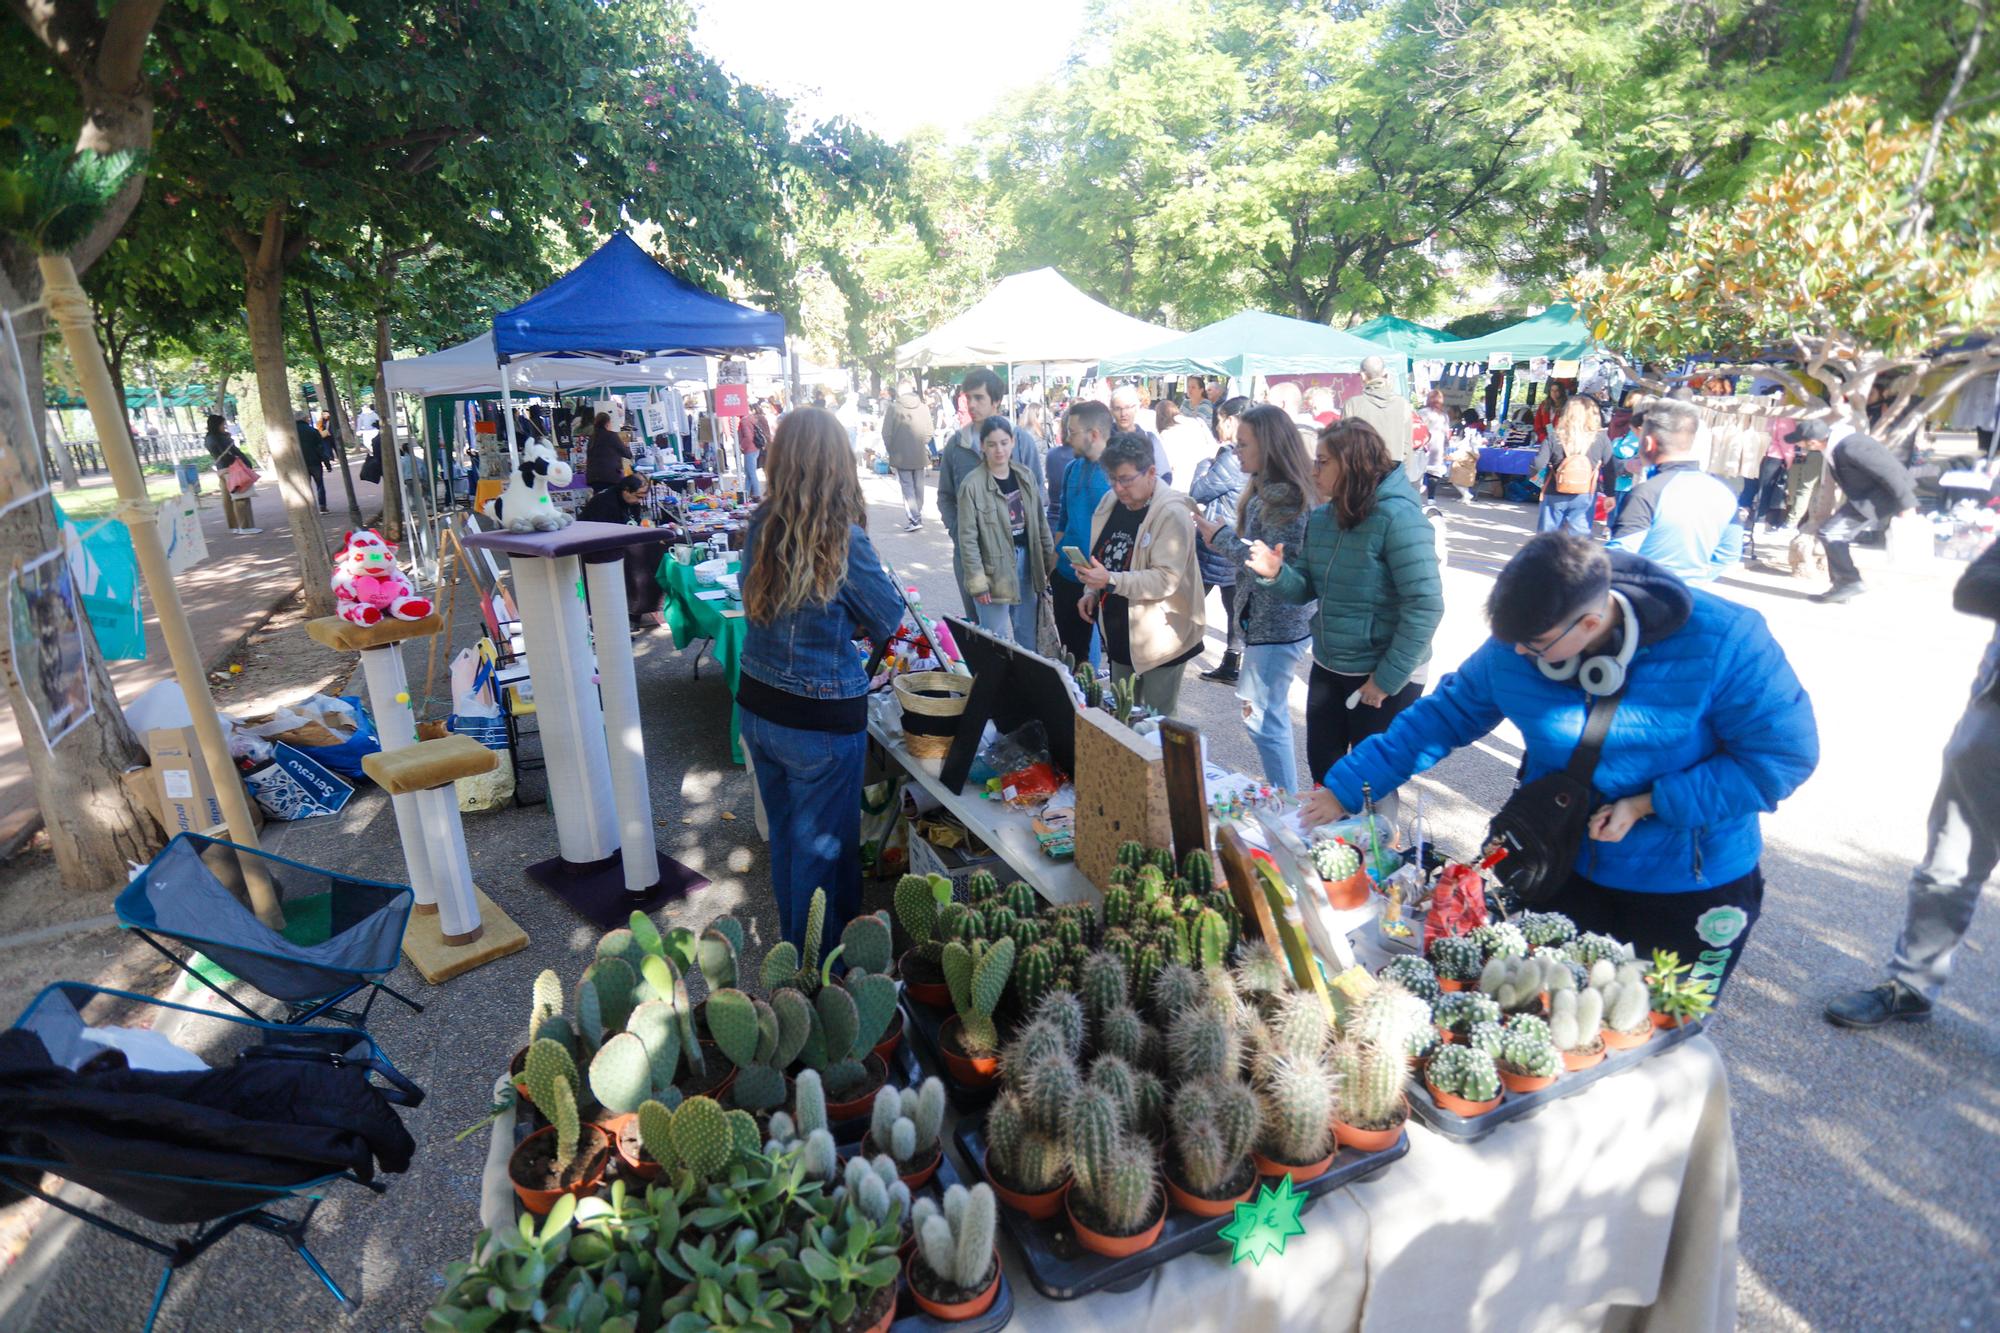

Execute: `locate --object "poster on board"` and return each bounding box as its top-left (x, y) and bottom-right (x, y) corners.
top-left (1527, 356), bottom-right (1551, 384)
top-left (7, 548), bottom-right (94, 749)
top-left (0, 308), bottom-right (51, 520)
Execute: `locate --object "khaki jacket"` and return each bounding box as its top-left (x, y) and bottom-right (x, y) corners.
top-left (1088, 485), bottom-right (1205, 674)
top-left (957, 463), bottom-right (1055, 604)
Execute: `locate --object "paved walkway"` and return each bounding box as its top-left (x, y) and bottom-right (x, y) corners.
top-left (0, 459), bottom-right (382, 853)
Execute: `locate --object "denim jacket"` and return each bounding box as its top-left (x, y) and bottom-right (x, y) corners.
top-left (738, 515), bottom-right (905, 700)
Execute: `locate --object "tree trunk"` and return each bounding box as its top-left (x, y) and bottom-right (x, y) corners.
top-left (373, 309), bottom-right (405, 544)
top-left (0, 267), bottom-right (161, 884)
top-left (241, 257), bottom-right (336, 616)
top-left (1831, 0), bottom-right (1871, 82)
top-left (300, 287), bottom-right (364, 529)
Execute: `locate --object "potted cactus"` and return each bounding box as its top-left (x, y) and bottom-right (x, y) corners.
top-left (1468, 921), bottom-right (1529, 962)
top-left (1516, 910), bottom-right (1578, 951)
top-left (1477, 952), bottom-right (1574, 1014)
top-left (939, 936), bottom-right (1016, 1088)
top-left (1432, 990), bottom-right (1501, 1046)
top-left (830, 1151), bottom-right (914, 1255)
top-left (1249, 1052), bottom-right (1337, 1184)
top-left (894, 874), bottom-right (955, 1006)
top-left (1646, 949), bottom-right (1717, 1029)
top-left (508, 1039), bottom-right (612, 1214)
top-left (1164, 1076), bottom-right (1263, 1216)
top-left (1549, 987), bottom-right (1608, 1070)
top-left (839, 911), bottom-right (906, 1060)
top-left (704, 985), bottom-right (812, 1114)
top-left (907, 1183), bottom-right (1003, 1321)
top-left (981, 1088), bottom-right (1072, 1219)
top-left (799, 969), bottom-right (900, 1120)
top-left (1310, 836), bottom-right (1372, 909)
top-left (1375, 955), bottom-right (1443, 1007)
top-left (1426, 934), bottom-right (1483, 991)
top-left (864, 1077), bottom-right (947, 1190)
top-left (763, 1068), bottom-right (841, 1184)
top-left (1424, 1044), bottom-right (1503, 1116)
top-left (1330, 1038), bottom-right (1410, 1152)
top-left (760, 888), bottom-right (830, 1000)
top-left (1065, 1084), bottom-right (1167, 1257)
top-left (1494, 1013), bottom-right (1561, 1093)
top-left (1600, 962), bottom-right (1657, 1050)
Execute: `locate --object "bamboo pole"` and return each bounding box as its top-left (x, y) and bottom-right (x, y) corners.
top-left (39, 254), bottom-right (282, 926)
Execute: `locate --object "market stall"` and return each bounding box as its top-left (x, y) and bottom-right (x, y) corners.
top-left (1100, 309), bottom-right (1405, 394)
top-left (658, 549), bottom-right (748, 764)
top-left (894, 268), bottom-right (1178, 375)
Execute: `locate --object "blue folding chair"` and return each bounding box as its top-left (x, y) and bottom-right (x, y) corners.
top-left (0, 982), bottom-right (424, 1329)
top-left (116, 833), bottom-right (422, 1029)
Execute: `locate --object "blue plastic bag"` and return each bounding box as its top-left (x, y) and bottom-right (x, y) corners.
top-left (302, 695), bottom-right (381, 779)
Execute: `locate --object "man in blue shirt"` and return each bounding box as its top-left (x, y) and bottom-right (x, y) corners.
top-left (1608, 402), bottom-right (1743, 583)
top-left (1051, 400), bottom-right (1113, 664)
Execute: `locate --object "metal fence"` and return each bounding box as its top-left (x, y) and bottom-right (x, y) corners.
top-left (44, 432), bottom-right (211, 477)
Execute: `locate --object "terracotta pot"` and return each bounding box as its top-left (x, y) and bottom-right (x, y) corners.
top-left (1602, 1023), bottom-right (1655, 1052)
top-left (824, 1053), bottom-right (889, 1121)
top-left (509, 1124), bottom-right (611, 1215)
top-left (900, 949), bottom-right (951, 1008)
top-left (1436, 1023), bottom-right (1460, 1045)
top-left (1498, 1065), bottom-right (1558, 1095)
top-left (1424, 1077), bottom-right (1501, 1118)
top-left (863, 1133), bottom-right (941, 1191)
top-left (1439, 977), bottom-right (1470, 993)
top-left (1251, 1145), bottom-right (1335, 1186)
top-left (1561, 1040), bottom-right (1608, 1072)
top-left (938, 1016), bottom-right (1000, 1088)
top-left (601, 1112), bottom-right (659, 1181)
top-left (906, 1248), bottom-right (1001, 1321)
top-left (871, 1008), bottom-right (905, 1065)
top-left (509, 1046), bottom-right (531, 1103)
top-left (1322, 868), bottom-right (1372, 910)
top-left (857, 1282), bottom-right (897, 1333)
top-left (1164, 1164), bottom-right (1257, 1218)
top-left (1066, 1186), bottom-right (1166, 1259)
top-left (1652, 1010), bottom-right (1693, 1030)
top-left (1334, 1099), bottom-right (1408, 1153)
top-left (983, 1151), bottom-right (1068, 1220)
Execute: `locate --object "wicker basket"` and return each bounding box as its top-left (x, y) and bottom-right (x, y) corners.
top-left (893, 671), bottom-right (972, 759)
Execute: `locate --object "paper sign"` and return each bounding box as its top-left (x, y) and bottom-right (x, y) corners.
top-left (0, 308), bottom-right (50, 520)
top-left (1487, 352), bottom-right (1513, 372)
top-left (716, 360), bottom-right (748, 385)
top-left (157, 494), bottom-right (208, 575)
top-left (714, 383), bottom-right (749, 418)
top-left (7, 548), bottom-right (94, 749)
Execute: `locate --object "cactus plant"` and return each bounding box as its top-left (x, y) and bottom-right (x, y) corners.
top-left (1433, 990), bottom-right (1502, 1036)
top-left (1469, 921), bottom-right (1529, 962)
top-left (1342, 981), bottom-right (1434, 1061)
top-left (1087, 1052), bottom-right (1141, 1130)
top-left (1516, 910), bottom-right (1578, 950)
top-left (694, 920), bottom-right (739, 994)
top-left (1330, 1039), bottom-right (1409, 1131)
top-left (1147, 962), bottom-right (1204, 1024)
top-left (1478, 954), bottom-right (1565, 1012)
top-left (835, 1152), bottom-right (912, 1234)
top-left (1549, 987), bottom-right (1605, 1052)
top-left (942, 936), bottom-right (1016, 1057)
top-left (1169, 1077), bottom-right (1262, 1196)
top-left (522, 1036), bottom-right (580, 1117)
top-left (1029, 990), bottom-right (1086, 1059)
top-left (530, 968), bottom-right (564, 1045)
top-left (1012, 942), bottom-right (1059, 1011)
top-left (840, 913), bottom-right (895, 976)
top-left (1079, 949), bottom-right (1129, 1025)
top-left (1189, 908), bottom-right (1230, 971)
top-left (1075, 662), bottom-right (1104, 707)
top-left (1255, 1054), bottom-right (1335, 1166)
top-left (1426, 933), bottom-right (1484, 983)
top-left (1309, 838), bottom-right (1361, 883)
top-left (1603, 978), bottom-right (1652, 1034)
top-left (966, 870), bottom-right (999, 904)
top-left (1167, 999), bottom-right (1242, 1083)
top-left (1181, 848), bottom-right (1214, 895)
top-left (868, 1077), bottom-right (947, 1168)
top-left (1464, 1019), bottom-right (1504, 1058)
top-left (1566, 931), bottom-right (1634, 968)
top-left (1373, 955), bottom-right (1443, 1007)
top-left (704, 986), bottom-right (805, 1112)
top-left (1497, 1014), bottom-right (1561, 1079)
top-left (1266, 989), bottom-right (1332, 1063)
top-left (1018, 1051), bottom-right (1082, 1137)
top-left (1096, 1003), bottom-right (1151, 1068)
top-left (1233, 940), bottom-right (1290, 999)
top-left (1425, 1045), bottom-right (1501, 1104)
top-left (762, 1109), bottom-right (838, 1182)
top-left (1116, 840), bottom-right (1147, 871)
top-left (999, 1018), bottom-right (1070, 1088)
top-left (1110, 673), bottom-right (1136, 724)
top-left (985, 1091), bottom-right (1068, 1193)
top-left (911, 1183), bottom-right (998, 1294)
top-left (1132, 941), bottom-right (1164, 1006)
top-left (895, 873), bottom-right (948, 966)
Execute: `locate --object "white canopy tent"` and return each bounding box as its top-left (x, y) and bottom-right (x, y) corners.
top-left (895, 269), bottom-right (1178, 370)
top-left (380, 331), bottom-right (707, 398)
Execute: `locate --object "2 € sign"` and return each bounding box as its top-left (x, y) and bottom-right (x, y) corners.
top-left (1220, 1175), bottom-right (1308, 1265)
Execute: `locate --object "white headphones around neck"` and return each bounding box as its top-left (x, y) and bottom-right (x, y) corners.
top-left (1537, 590), bottom-right (1639, 696)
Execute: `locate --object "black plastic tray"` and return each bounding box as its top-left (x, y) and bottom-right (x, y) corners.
top-left (1409, 1016), bottom-right (1709, 1143)
top-left (900, 998), bottom-right (997, 1114)
top-left (889, 1129), bottom-right (1015, 1333)
top-left (953, 1121), bottom-right (1407, 1301)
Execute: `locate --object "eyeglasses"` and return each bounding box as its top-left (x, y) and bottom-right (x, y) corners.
top-left (1521, 607), bottom-right (1593, 661)
top-left (1107, 470), bottom-right (1147, 491)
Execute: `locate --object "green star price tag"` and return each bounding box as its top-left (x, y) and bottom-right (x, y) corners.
top-left (1219, 1175), bottom-right (1307, 1265)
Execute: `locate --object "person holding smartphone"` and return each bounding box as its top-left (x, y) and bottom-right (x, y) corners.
top-left (957, 415), bottom-right (1055, 647)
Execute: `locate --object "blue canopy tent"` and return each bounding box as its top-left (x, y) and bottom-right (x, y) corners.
top-left (489, 232), bottom-right (787, 467)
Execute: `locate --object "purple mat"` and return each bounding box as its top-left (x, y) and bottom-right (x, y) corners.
top-left (526, 849), bottom-right (707, 928)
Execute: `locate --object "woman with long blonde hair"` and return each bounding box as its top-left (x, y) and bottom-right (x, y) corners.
top-left (737, 407), bottom-right (905, 949)
top-left (1535, 395), bottom-right (1611, 535)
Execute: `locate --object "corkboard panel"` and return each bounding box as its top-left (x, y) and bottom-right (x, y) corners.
top-left (1074, 708), bottom-right (1172, 892)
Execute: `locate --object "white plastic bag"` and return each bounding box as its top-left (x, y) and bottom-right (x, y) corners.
top-left (1885, 512), bottom-right (1934, 567)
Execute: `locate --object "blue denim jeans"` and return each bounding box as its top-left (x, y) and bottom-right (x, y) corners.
top-left (973, 545), bottom-right (1039, 647)
top-left (1538, 490), bottom-right (1594, 534)
top-left (740, 710), bottom-right (866, 950)
top-left (1237, 640), bottom-right (1308, 793)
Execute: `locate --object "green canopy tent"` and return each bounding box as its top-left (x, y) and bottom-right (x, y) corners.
top-left (1435, 304), bottom-right (1598, 365)
top-left (1346, 315), bottom-right (1461, 355)
top-left (1097, 309), bottom-right (1402, 388)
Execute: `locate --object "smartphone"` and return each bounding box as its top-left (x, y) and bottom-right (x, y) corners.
top-left (1062, 544), bottom-right (1090, 571)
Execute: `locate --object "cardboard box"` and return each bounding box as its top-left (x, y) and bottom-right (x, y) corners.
top-left (125, 681), bottom-right (228, 836)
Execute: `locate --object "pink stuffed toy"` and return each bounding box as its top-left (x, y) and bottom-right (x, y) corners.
top-left (332, 529), bottom-right (432, 626)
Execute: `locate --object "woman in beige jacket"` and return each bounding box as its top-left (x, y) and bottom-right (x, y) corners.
top-left (956, 415), bottom-right (1056, 647)
top-left (1076, 431), bottom-right (1207, 717)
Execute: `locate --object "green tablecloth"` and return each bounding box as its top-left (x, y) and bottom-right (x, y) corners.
top-left (658, 553), bottom-right (746, 763)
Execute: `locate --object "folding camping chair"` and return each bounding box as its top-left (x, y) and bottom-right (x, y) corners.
top-left (0, 982), bottom-right (424, 1330)
top-left (116, 833), bottom-right (422, 1029)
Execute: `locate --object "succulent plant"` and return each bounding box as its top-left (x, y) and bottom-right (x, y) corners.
top-left (913, 1183), bottom-right (999, 1293)
top-left (1468, 921), bottom-right (1529, 962)
top-left (1646, 949), bottom-right (1717, 1023)
top-left (694, 917), bottom-right (743, 995)
top-left (523, 1037), bottom-right (581, 1114)
top-left (1426, 933), bottom-right (1484, 983)
top-left (760, 888), bottom-right (828, 996)
top-left (1603, 978), bottom-right (1652, 1034)
top-left (1147, 962), bottom-right (1205, 1024)
top-left (1432, 990), bottom-right (1502, 1036)
top-left (530, 968), bottom-right (564, 1044)
top-left (1096, 1003), bottom-right (1152, 1068)
top-left (1310, 838), bottom-right (1361, 882)
top-left (762, 1109), bottom-right (838, 1182)
top-left (869, 1077), bottom-right (946, 1168)
top-left (1019, 1051), bottom-right (1082, 1137)
top-left (1265, 989), bottom-right (1331, 1063)
top-left (840, 912), bottom-right (895, 976)
top-left (1566, 931), bottom-right (1634, 968)
top-left (1012, 941), bottom-right (1060, 1012)
top-left (705, 984), bottom-right (812, 1112)
top-left (1116, 840), bottom-right (1147, 871)
top-left (1132, 941), bottom-right (1165, 1005)
top-left (1169, 1076), bottom-right (1261, 1196)
top-left (1549, 987), bottom-right (1605, 1052)
top-left (1030, 989), bottom-right (1086, 1060)
top-left (1076, 661), bottom-right (1105, 707)
top-left (1498, 1014), bottom-right (1561, 1079)
top-left (1329, 1039), bottom-right (1409, 1131)
top-left (1516, 910), bottom-right (1578, 949)
top-left (1477, 954), bottom-right (1567, 1012)
top-left (1464, 1019), bottom-right (1504, 1058)
top-left (1079, 949), bottom-right (1129, 1025)
top-left (965, 870), bottom-right (999, 905)
top-left (1343, 980), bottom-right (1435, 1060)
top-left (895, 873), bottom-right (951, 967)
top-left (634, 1092), bottom-right (747, 1185)
top-left (1425, 1045), bottom-right (1501, 1104)
top-left (999, 1017), bottom-right (1069, 1089)
top-left (942, 936), bottom-right (1017, 1057)
top-left (836, 1152), bottom-right (913, 1231)
top-left (1255, 1053), bottom-right (1335, 1165)
top-left (1166, 999), bottom-right (1242, 1083)
top-left (986, 1090), bottom-right (1069, 1193)
top-left (1233, 940), bottom-right (1290, 999)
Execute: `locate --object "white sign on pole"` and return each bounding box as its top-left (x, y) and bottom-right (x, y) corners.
top-left (1527, 356), bottom-right (1551, 385)
top-left (1487, 352), bottom-right (1513, 372)
top-left (157, 494), bottom-right (208, 574)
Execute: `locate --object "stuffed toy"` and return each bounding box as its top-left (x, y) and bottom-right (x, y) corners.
top-left (483, 438), bottom-right (575, 532)
top-left (332, 528), bottom-right (433, 626)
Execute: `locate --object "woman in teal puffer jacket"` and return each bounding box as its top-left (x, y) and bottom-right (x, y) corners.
top-left (1246, 418), bottom-right (1444, 793)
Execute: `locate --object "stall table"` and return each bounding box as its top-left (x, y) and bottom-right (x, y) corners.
top-left (1477, 445), bottom-right (1540, 476)
top-left (657, 552), bottom-right (747, 764)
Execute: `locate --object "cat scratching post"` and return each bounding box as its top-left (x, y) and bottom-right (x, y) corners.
top-left (307, 614), bottom-right (527, 981)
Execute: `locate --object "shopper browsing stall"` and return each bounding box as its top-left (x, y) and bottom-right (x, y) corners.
top-left (1534, 397), bottom-right (1611, 535)
top-left (586, 412), bottom-right (631, 491)
top-left (1050, 400), bottom-right (1115, 664)
top-left (1195, 403), bottom-right (1316, 792)
top-left (1301, 534), bottom-right (1819, 995)
top-left (579, 475), bottom-right (665, 629)
top-left (937, 368), bottom-right (1041, 616)
top-left (1188, 397), bottom-right (1247, 684)
top-left (957, 414), bottom-right (1056, 648)
top-left (736, 408), bottom-right (906, 951)
top-left (1245, 419), bottom-right (1443, 806)
top-left (1075, 431), bottom-right (1206, 717)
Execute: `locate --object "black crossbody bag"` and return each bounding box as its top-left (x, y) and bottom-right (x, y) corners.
top-left (1485, 692), bottom-right (1622, 907)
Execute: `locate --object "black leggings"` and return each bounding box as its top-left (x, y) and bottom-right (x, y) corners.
top-left (1303, 664), bottom-right (1422, 791)
top-left (1542, 868), bottom-right (1764, 999)
top-left (1051, 576), bottom-right (1095, 664)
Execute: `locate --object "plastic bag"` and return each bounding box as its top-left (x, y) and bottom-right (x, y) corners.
top-left (446, 639), bottom-right (514, 809)
top-left (977, 721), bottom-right (1052, 780)
top-left (240, 694), bottom-right (378, 779)
top-left (1885, 511), bottom-right (1933, 567)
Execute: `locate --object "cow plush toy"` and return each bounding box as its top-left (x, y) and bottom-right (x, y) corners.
top-left (483, 438), bottom-right (575, 532)
top-left (332, 528), bottom-right (433, 626)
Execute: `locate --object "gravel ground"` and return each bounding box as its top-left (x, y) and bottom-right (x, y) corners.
top-left (0, 470), bottom-right (1992, 1331)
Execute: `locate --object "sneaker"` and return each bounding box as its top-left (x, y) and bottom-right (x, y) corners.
top-left (1811, 582), bottom-right (1865, 604)
top-left (1824, 981), bottom-right (1932, 1028)
top-left (902, 520), bottom-right (923, 533)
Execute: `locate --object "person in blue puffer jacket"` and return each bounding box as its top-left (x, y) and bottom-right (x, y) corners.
top-left (1299, 534), bottom-right (1819, 996)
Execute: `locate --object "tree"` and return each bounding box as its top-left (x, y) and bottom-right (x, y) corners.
top-left (1570, 95), bottom-right (2000, 449)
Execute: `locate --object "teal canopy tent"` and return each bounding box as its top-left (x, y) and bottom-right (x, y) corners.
top-left (1097, 310), bottom-right (1396, 381)
top-left (1346, 315), bottom-right (1461, 354)
top-left (1435, 304), bottom-right (1598, 365)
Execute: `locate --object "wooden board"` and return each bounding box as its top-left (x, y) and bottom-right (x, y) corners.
top-left (1157, 719), bottom-right (1210, 863)
top-left (1073, 708), bottom-right (1171, 892)
top-left (1216, 824), bottom-right (1281, 950)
